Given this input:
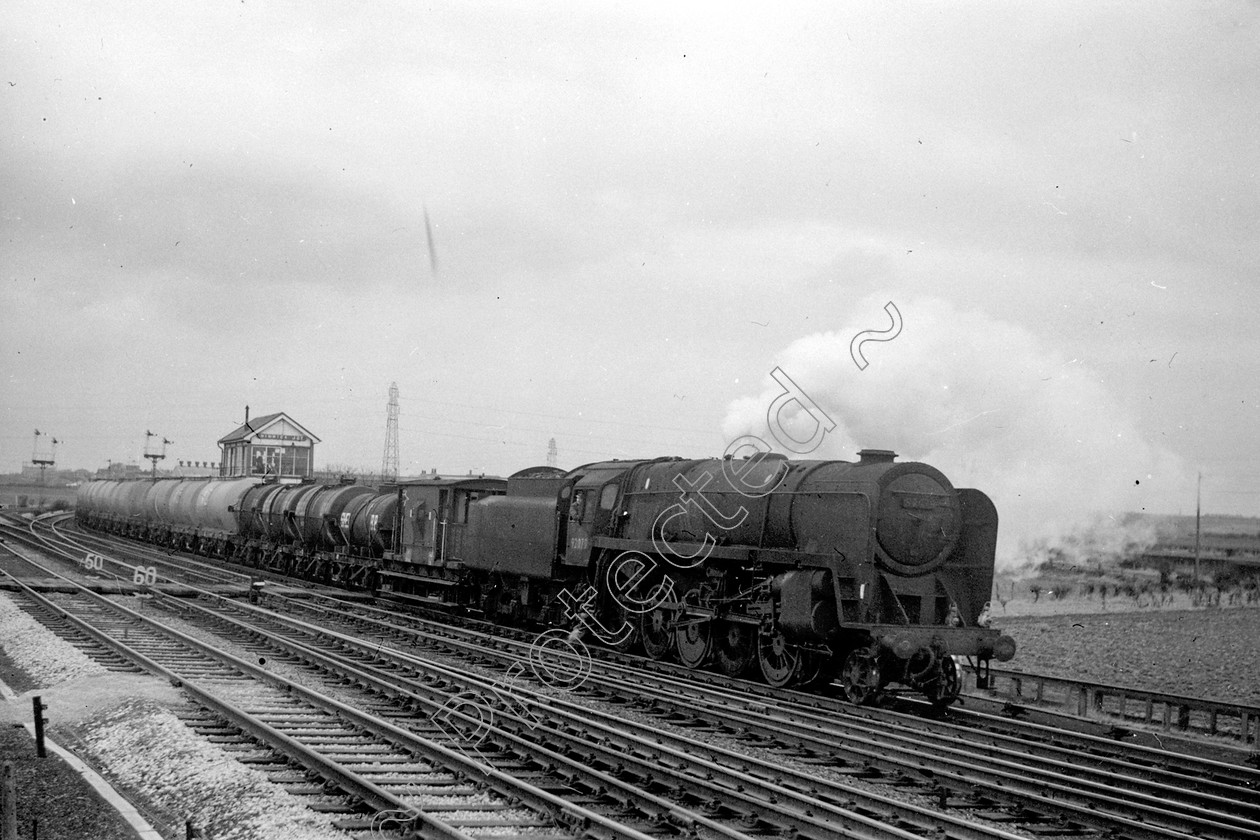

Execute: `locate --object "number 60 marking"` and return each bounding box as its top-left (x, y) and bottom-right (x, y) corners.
top-left (132, 566), bottom-right (158, 585)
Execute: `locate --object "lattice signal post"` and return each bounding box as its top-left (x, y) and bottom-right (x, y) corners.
top-left (381, 382), bottom-right (400, 483)
top-left (31, 430), bottom-right (57, 485)
top-left (547, 437), bottom-right (558, 468)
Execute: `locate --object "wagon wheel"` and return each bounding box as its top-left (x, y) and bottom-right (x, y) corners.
top-left (675, 589), bottom-right (713, 669)
top-left (639, 604), bottom-right (675, 660)
top-left (714, 621), bottom-right (756, 678)
top-left (841, 649), bottom-right (881, 705)
top-left (758, 629), bottom-right (803, 688)
top-left (926, 655), bottom-right (962, 707)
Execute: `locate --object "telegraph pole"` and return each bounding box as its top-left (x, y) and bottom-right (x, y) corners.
top-left (1194, 471), bottom-right (1202, 581)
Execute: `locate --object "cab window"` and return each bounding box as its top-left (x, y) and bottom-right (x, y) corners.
top-left (599, 484), bottom-right (618, 510)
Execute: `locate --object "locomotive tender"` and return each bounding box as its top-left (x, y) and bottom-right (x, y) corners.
top-left (77, 448), bottom-right (1014, 705)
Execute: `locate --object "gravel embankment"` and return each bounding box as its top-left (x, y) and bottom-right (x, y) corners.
top-left (0, 592), bottom-right (108, 685)
top-left (78, 699), bottom-right (352, 840)
top-left (0, 592), bottom-right (354, 840)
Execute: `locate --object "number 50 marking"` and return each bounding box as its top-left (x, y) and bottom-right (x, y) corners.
top-left (81, 553), bottom-right (105, 571)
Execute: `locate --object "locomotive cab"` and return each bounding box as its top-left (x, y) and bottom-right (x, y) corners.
top-left (561, 463), bottom-right (635, 567)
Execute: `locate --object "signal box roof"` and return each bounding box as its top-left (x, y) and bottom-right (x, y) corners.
top-left (217, 412), bottom-right (321, 445)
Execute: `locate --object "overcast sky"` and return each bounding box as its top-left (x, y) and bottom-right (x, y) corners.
top-left (3, 2), bottom-right (1257, 560)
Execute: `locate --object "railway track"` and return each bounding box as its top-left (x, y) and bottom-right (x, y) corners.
top-left (290, 587), bottom-right (1258, 781)
top-left (146, 591), bottom-right (1035, 840)
top-left (0, 534), bottom-right (1010, 840)
top-left (11, 519), bottom-right (1259, 838)
top-left (51, 517), bottom-right (350, 592)
top-left (0, 572), bottom-right (674, 838)
top-left (48, 519), bottom-right (1258, 766)
top-left (258, 589), bottom-right (1260, 840)
top-left (1, 513), bottom-right (239, 590)
top-left (2, 514), bottom-right (356, 606)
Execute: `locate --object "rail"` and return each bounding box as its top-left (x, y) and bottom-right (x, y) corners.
top-left (970, 666), bottom-right (1260, 746)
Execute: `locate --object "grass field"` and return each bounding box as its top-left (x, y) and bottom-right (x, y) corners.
top-left (0, 483), bottom-right (75, 509)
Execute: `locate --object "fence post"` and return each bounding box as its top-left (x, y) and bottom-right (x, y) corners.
top-left (2, 762), bottom-right (17, 840)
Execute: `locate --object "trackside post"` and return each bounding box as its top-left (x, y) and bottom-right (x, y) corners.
top-left (32, 697), bottom-right (48, 758)
top-left (2, 761), bottom-right (16, 840)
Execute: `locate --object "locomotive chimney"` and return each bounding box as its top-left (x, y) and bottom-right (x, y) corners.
top-left (857, 449), bottom-right (897, 464)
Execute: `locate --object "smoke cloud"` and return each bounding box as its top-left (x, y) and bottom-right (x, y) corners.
top-left (1018, 512), bottom-right (1167, 574)
top-left (722, 296), bottom-right (1188, 566)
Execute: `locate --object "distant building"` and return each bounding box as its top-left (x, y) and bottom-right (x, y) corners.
top-left (1138, 513), bottom-right (1260, 580)
top-left (217, 412), bottom-right (319, 480)
top-left (93, 462), bottom-right (146, 480)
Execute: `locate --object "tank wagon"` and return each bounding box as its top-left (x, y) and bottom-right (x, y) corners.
top-left (77, 449), bottom-right (1013, 705)
top-left (77, 474), bottom-right (505, 590)
top-left (77, 477), bottom-right (261, 549)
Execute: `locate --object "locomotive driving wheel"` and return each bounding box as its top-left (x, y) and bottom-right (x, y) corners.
top-left (758, 629), bottom-right (803, 688)
top-left (675, 588), bottom-right (713, 668)
top-left (714, 621), bottom-right (756, 677)
top-left (841, 648), bottom-right (882, 705)
top-left (639, 604), bottom-right (674, 660)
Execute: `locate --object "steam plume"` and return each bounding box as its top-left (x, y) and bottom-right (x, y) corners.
top-left (722, 296), bottom-right (1187, 566)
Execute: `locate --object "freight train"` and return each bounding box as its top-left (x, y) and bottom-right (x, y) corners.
top-left (76, 449), bottom-right (1015, 705)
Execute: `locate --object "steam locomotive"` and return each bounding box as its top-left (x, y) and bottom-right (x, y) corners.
top-left (76, 449), bottom-right (1015, 705)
